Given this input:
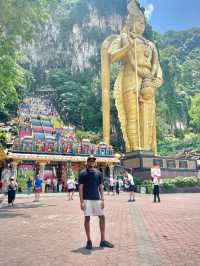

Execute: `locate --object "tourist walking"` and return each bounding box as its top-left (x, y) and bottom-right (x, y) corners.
top-left (126, 171), bottom-right (135, 202)
top-left (152, 175), bottom-right (160, 203)
top-left (109, 176), bottom-right (114, 195)
top-left (53, 178), bottom-right (58, 192)
top-left (58, 181), bottom-right (63, 192)
top-left (115, 179), bottom-right (120, 195)
top-left (67, 177), bottom-right (75, 200)
top-left (45, 177), bottom-right (51, 192)
top-left (0, 179), bottom-right (2, 194)
top-left (26, 178), bottom-right (32, 194)
top-left (34, 174), bottom-right (42, 202)
top-left (78, 155), bottom-right (114, 250)
top-left (7, 177), bottom-right (18, 206)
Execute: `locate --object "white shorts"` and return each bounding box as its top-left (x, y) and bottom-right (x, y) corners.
top-left (84, 200), bottom-right (104, 216)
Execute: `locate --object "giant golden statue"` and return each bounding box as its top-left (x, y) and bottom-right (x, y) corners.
top-left (101, 0), bottom-right (163, 155)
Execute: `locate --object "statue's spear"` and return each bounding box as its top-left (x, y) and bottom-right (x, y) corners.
top-left (128, 0), bottom-right (141, 150)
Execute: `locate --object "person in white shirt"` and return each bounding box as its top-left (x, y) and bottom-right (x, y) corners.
top-left (126, 171), bottom-right (135, 202)
top-left (67, 178), bottom-right (75, 200)
top-left (152, 175), bottom-right (160, 203)
top-left (109, 176), bottom-right (115, 195)
top-left (53, 178), bottom-right (58, 193)
top-left (46, 177), bottom-right (51, 192)
top-left (58, 182), bottom-right (63, 192)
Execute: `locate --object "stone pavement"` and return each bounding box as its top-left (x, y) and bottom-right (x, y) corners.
top-left (0, 192), bottom-right (200, 266)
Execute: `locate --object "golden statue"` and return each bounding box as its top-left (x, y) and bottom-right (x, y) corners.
top-left (101, 0), bottom-right (163, 154)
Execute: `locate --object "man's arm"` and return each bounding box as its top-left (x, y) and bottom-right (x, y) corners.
top-left (99, 184), bottom-right (104, 201)
top-left (99, 183), bottom-right (104, 209)
top-left (79, 184), bottom-right (85, 210)
top-left (79, 184), bottom-right (84, 202)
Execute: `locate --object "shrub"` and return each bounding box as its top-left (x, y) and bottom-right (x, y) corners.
top-left (160, 176), bottom-right (199, 189)
top-left (141, 180), bottom-right (152, 186)
top-left (161, 179), bottom-right (175, 189)
top-left (133, 177), bottom-right (143, 186)
top-left (17, 177), bottom-right (27, 192)
top-left (174, 176), bottom-right (198, 187)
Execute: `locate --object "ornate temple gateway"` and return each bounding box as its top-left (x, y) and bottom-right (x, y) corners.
top-left (0, 97), bottom-right (119, 188)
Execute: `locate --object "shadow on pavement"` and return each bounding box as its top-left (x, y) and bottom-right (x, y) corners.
top-left (0, 209), bottom-right (31, 219)
top-left (0, 203), bottom-right (43, 210)
top-left (0, 202), bottom-right (56, 219)
top-left (71, 247), bottom-right (103, 255)
top-left (12, 203), bottom-right (56, 209)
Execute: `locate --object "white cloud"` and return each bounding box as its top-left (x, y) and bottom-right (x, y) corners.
top-left (144, 3), bottom-right (154, 20)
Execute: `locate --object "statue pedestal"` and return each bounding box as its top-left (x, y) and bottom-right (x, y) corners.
top-left (122, 150), bottom-right (198, 179)
top-left (125, 150), bottom-right (153, 158)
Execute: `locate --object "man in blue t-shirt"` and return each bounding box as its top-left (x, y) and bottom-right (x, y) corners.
top-left (34, 174), bottom-right (42, 202)
top-left (27, 178), bottom-right (33, 195)
top-left (78, 155), bottom-right (114, 250)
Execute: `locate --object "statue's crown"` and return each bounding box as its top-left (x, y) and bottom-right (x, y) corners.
top-left (127, 0), bottom-right (144, 17)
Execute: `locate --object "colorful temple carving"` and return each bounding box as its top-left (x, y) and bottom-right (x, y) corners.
top-left (13, 97), bottom-right (114, 156)
top-left (0, 97), bottom-right (119, 187)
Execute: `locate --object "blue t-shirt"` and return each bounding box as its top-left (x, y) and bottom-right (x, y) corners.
top-left (27, 179), bottom-right (32, 188)
top-left (35, 177), bottom-right (42, 188)
top-left (78, 168), bottom-right (103, 200)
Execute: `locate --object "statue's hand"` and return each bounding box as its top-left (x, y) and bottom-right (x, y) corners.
top-left (152, 77), bottom-right (163, 88)
top-left (129, 32), bottom-right (138, 39)
top-left (127, 35), bottom-right (135, 48)
top-left (142, 72), bottom-right (154, 79)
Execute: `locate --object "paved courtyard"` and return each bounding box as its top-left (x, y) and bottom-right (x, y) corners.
top-left (0, 192), bottom-right (200, 266)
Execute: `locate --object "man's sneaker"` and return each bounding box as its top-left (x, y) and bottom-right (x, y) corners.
top-left (86, 240), bottom-right (92, 250)
top-left (100, 240), bottom-right (114, 248)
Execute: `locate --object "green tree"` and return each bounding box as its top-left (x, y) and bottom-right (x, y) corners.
top-left (0, 0), bottom-right (55, 120)
top-left (189, 93), bottom-right (200, 132)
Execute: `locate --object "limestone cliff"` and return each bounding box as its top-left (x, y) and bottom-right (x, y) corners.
top-left (25, 0), bottom-right (126, 71)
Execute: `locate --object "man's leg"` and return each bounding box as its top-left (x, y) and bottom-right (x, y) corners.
top-left (129, 191), bottom-right (133, 201)
top-left (153, 191), bottom-right (156, 202)
top-left (84, 216), bottom-right (92, 249)
top-left (112, 187), bottom-right (115, 196)
top-left (132, 191), bottom-right (135, 201)
top-left (71, 190), bottom-right (74, 200)
top-left (99, 215), bottom-right (114, 248)
top-left (157, 186), bottom-right (160, 202)
top-left (99, 215), bottom-right (105, 241)
top-left (84, 216), bottom-right (91, 241)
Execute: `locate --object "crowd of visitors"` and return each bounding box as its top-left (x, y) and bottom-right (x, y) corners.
top-left (105, 171), bottom-right (135, 201)
top-left (0, 162), bottom-right (161, 208)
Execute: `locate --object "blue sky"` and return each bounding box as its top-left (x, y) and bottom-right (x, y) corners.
top-left (139, 0), bottom-right (200, 33)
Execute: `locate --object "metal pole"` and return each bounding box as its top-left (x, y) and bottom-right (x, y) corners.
top-left (133, 19), bottom-right (141, 150)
